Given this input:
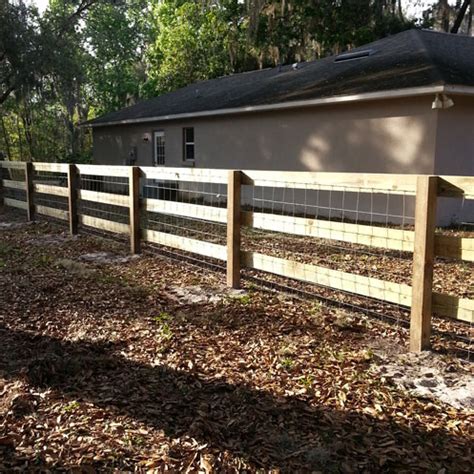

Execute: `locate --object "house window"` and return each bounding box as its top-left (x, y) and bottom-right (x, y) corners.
top-left (154, 131), bottom-right (165, 165)
top-left (183, 127), bottom-right (195, 161)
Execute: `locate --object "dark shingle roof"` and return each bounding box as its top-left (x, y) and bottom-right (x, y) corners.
top-left (86, 29), bottom-right (474, 126)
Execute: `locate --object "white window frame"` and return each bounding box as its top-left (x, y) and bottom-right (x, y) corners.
top-left (183, 127), bottom-right (195, 161)
top-left (153, 130), bottom-right (165, 166)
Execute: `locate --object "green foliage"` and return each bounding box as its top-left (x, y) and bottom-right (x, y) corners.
top-left (0, 0), bottom-right (447, 164)
top-left (280, 357), bottom-right (294, 370)
top-left (153, 311), bottom-right (171, 324)
top-left (63, 400), bottom-right (80, 412)
top-left (154, 312), bottom-right (173, 340)
top-left (299, 374), bottom-right (314, 389)
top-left (145, 1), bottom-right (234, 95)
top-left (234, 293), bottom-right (252, 305)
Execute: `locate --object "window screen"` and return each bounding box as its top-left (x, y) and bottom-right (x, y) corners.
top-left (183, 127), bottom-right (195, 161)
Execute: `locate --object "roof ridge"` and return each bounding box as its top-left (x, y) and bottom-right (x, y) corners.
top-left (418, 28), bottom-right (474, 39)
top-left (412, 29), bottom-right (446, 85)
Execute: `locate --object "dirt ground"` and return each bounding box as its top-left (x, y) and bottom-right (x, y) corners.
top-left (0, 207), bottom-right (473, 472)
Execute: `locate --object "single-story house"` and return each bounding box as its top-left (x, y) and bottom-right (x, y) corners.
top-left (84, 29), bottom-right (474, 224)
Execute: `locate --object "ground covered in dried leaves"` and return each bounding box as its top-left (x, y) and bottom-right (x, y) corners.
top-left (0, 209), bottom-right (473, 472)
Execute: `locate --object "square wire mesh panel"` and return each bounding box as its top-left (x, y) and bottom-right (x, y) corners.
top-left (431, 195), bottom-right (473, 360)
top-left (33, 169), bottom-right (69, 214)
top-left (142, 178), bottom-right (228, 247)
top-left (1, 167), bottom-right (27, 207)
top-left (241, 179), bottom-right (417, 332)
top-left (78, 174), bottom-right (130, 230)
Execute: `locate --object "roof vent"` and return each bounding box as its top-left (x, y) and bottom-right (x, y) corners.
top-left (334, 49), bottom-right (374, 63)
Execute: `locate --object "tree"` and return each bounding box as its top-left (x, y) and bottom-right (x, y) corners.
top-left (85, 0), bottom-right (152, 115)
top-left (145, 1), bottom-right (235, 95)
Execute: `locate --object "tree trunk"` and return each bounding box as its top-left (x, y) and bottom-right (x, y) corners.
top-left (0, 114), bottom-right (12, 160)
top-left (451, 0), bottom-right (470, 32)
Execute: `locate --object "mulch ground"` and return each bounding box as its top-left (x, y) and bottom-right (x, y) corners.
top-left (0, 207), bottom-right (473, 472)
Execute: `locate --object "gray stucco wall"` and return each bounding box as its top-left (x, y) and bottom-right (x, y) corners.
top-left (91, 94), bottom-right (473, 225)
top-left (92, 96), bottom-right (438, 174)
top-left (433, 95), bottom-right (474, 225)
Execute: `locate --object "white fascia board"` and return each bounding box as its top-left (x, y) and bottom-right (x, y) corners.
top-left (86, 85), bottom-right (455, 128)
top-left (444, 85), bottom-right (474, 96)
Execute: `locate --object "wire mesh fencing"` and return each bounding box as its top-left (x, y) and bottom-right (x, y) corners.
top-left (141, 170), bottom-right (228, 271)
top-left (240, 179), bottom-right (416, 339)
top-left (33, 167), bottom-right (69, 220)
top-left (1, 162), bottom-right (473, 359)
top-left (1, 165), bottom-right (27, 211)
top-left (431, 195), bottom-right (474, 360)
top-left (78, 172), bottom-right (130, 233)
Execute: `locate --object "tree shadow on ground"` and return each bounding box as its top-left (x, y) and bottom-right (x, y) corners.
top-left (0, 325), bottom-right (472, 472)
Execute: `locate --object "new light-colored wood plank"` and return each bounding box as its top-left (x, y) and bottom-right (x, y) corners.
top-left (410, 176), bottom-right (438, 352)
top-left (4, 197), bottom-right (28, 210)
top-left (241, 170), bottom-right (418, 195)
top-left (435, 235), bottom-right (474, 262)
top-left (144, 198), bottom-right (227, 223)
top-left (32, 162), bottom-right (69, 173)
top-left (438, 175), bottom-right (474, 199)
top-left (242, 211), bottom-right (415, 252)
top-left (432, 293), bottom-right (474, 323)
top-left (79, 214), bottom-right (130, 234)
top-left (143, 228), bottom-right (227, 260)
top-left (0, 161), bottom-right (27, 169)
top-left (79, 189), bottom-right (129, 207)
top-left (34, 183), bottom-right (69, 197)
top-left (35, 205), bottom-right (69, 221)
top-left (241, 251), bottom-right (413, 306)
top-left (76, 164), bottom-right (130, 178)
top-left (227, 170), bottom-right (241, 288)
top-left (141, 166), bottom-right (228, 184)
top-left (2, 179), bottom-right (26, 190)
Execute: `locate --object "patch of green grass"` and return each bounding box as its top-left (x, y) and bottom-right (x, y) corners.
top-left (0, 259), bottom-right (5, 268)
top-left (280, 357), bottom-right (294, 370)
top-left (235, 293), bottom-right (252, 305)
top-left (97, 273), bottom-right (124, 286)
top-left (0, 243), bottom-right (15, 256)
top-left (245, 282), bottom-right (258, 292)
top-left (153, 312), bottom-right (173, 341)
top-left (299, 374), bottom-right (314, 389)
top-left (153, 312), bottom-right (171, 324)
top-left (308, 301), bottom-right (323, 316)
top-left (159, 322), bottom-right (173, 340)
top-left (33, 254), bottom-right (52, 268)
top-left (126, 435), bottom-right (146, 447)
top-left (63, 400), bottom-right (80, 412)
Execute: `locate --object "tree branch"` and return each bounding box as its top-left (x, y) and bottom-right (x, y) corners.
top-left (451, 0), bottom-right (470, 33)
top-left (0, 83), bottom-right (17, 106)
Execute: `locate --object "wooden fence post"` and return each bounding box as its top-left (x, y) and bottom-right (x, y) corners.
top-left (227, 170), bottom-right (241, 288)
top-left (410, 175), bottom-right (438, 352)
top-left (129, 166), bottom-right (141, 254)
top-left (25, 162), bottom-right (35, 221)
top-left (68, 164), bottom-right (79, 235)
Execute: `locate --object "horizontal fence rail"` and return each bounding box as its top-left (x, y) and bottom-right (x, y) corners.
top-left (1, 161), bottom-right (473, 353)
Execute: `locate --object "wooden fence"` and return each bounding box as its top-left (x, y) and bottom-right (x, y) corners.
top-left (0, 161), bottom-right (473, 353)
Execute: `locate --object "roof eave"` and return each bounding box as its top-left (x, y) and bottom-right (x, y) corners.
top-left (83, 84), bottom-right (474, 128)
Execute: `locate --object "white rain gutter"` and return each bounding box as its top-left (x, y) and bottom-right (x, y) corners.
top-left (84, 84), bottom-right (474, 128)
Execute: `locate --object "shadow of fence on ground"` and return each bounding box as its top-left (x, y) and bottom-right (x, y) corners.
top-left (0, 324), bottom-right (472, 472)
